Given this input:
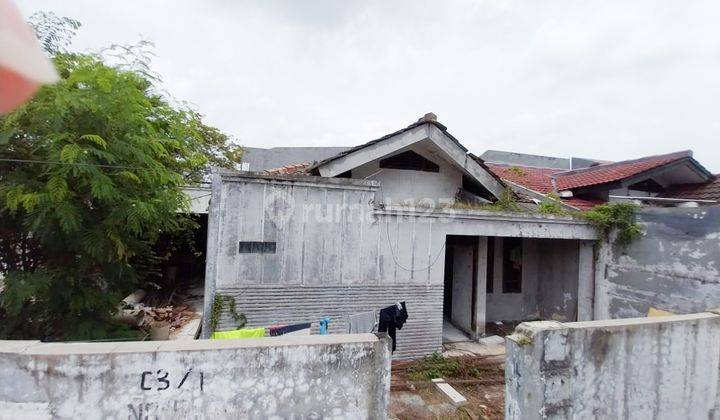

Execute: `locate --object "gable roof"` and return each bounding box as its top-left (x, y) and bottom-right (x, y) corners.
top-left (307, 115), bottom-right (467, 172)
top-left (487, 150), bottom-right (715, 209)
top-left (552, 151), bottom-right (707, 191)
top-left (486, 163), bottom-right (603, 210)
top-left (307, 113), bottom-right (508, 199)
top-left (662, 177), bottom-right (720, 201)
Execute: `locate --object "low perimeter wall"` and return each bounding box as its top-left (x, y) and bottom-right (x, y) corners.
top-left (506, 312), bottom-right (720, 419)
top-left (0, 333), bottom-right (391, 419)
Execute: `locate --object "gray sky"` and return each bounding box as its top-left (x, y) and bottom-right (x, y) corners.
top-left (18, 0), bottom-right (720, 171)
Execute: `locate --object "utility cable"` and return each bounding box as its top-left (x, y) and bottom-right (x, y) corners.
top-left (378, 183), bottom-right (447, 272)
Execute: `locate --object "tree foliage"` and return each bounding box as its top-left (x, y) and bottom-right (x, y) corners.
top-left (0, 14), bottom-right (242, 340)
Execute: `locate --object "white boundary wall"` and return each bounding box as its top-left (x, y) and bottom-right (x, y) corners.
top-left (506, 313), bottom-right (720, 419)
top-left (0, 334), bottom-right (391, 419)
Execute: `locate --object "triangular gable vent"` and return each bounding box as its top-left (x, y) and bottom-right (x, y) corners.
top-left (379, 151), bottom-right (439, 173)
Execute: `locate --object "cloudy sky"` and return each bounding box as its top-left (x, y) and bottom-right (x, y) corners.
top-left (18, 0), bottom-right (720, 171)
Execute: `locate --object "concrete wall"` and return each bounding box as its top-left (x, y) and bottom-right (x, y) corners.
top-left (480, 150), bottom-right (570, 169)
top-left (505, 313), bottom-right (720, 419)
top-left (486, 238), bottom-right (540, 322)
top-left (537, 239), bottom-right (580, 321)
top-left (242, 146), bottom-right (349, 171)
top-left (450, 243), bottom-right (475, 334)
top-left (595, 206), bottom-right (720, 319)
top-left (205, 173), bottom-right (597, 358)
top-left (182, 184), bottom-right (211, 214)
top-left (0, 334), bottom-right (391, 419)
top-left (485, 238), bottom-right (583, 323)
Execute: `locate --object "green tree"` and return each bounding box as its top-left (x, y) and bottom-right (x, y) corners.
top-left (0, 15), bottom-right (241, 340)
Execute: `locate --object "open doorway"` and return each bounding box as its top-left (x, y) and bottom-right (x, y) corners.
top-left (484, 237), bottom-right (582, 336)
top-left (442, 235), bottom-right (479, 343)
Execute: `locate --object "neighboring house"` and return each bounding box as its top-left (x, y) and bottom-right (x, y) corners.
top-left (202, 114), bottom-right (599, 359)
top-left (484, 150), bottom-right (717, 209)
top-left (240, 146), bottom-right (349, 172)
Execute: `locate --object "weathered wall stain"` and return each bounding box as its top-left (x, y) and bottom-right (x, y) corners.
top-left (0, 334), bottom-right (391, 419)
top-left (506, 313), bottom-right (720, 419)
top-left (595, 207), bottom-right (720, 319)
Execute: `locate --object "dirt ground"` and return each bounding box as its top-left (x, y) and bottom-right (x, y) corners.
top-left (389, 355), bottom-right (505, 420)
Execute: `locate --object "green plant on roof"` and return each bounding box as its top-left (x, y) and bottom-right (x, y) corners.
top-left (538, 192), bottom-right (567, 215)
top-left (506, 166), bottom-right (528, 177)
top-left (579, 203), bottom-right (642, 245)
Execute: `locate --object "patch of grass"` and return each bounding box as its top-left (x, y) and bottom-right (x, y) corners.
top-left (408, 353), bottom-right (461, 381)
top-left (506, 166), bottom-right (528, 177)
top-left (448, 188), bottom-right (523, 213)
top-left (538, 192), bottom-right (567, 215)
top-left (406, 353), bottom-right (501, 381)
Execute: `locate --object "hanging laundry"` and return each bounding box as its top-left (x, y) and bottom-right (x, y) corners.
top-left (211, 327), bottom-right (265, 340)
top-left (378, 301), bottom-right (408, 352)
top-left (319, 317), bottom-right (330, 335)
top-left (269, 322), bottom-right (311, 336)
top-left (348, 311), bottom-right (377, 333)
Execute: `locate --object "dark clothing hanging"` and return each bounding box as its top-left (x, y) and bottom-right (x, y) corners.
top-left (269, 322), bottom-right (311, 336)
top-left (378, 302), bottom-right (408, 352)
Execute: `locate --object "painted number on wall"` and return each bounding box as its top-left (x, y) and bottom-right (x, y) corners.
top-left (140, 369), bottom-right (204, 392)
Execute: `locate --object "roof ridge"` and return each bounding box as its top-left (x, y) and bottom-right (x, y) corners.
top-left (553, 150), bottom-right (692, 178)
top-left (485, 162), bottom-right (567, 171)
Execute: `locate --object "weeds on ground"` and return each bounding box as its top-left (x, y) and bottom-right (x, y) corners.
top-left (408, 353), bottom-right (461, 381)
top-left (407, 353), bottom-right (498, 381)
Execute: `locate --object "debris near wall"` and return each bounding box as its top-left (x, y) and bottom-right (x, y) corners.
top-left (390, 354), bottom-right (505, 419)
top-left (116, 286), bottom-right (203, 339)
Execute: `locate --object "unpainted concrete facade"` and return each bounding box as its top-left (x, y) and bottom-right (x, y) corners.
top-left (351, 141), bottom-right (465, 205)
top-left (505, 313), bottom-right (720, 419)
top-left (0, 334), bottom-right (390, 419)
top-left (485, 238), bottom-right (583, 323)
top-left (595, 206), bottom-right (720, 319)
top-left (203, 172), bottom-right (598, 358)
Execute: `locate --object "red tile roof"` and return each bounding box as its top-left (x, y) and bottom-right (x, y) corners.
top-left (662, 177), bottom-right (720, 201)
top-left (486, 164), bottom-right (560, 194)
top-left (553, 151), bottom-right (692, 191)
top-left (486, 163), bottom-right (603, 210)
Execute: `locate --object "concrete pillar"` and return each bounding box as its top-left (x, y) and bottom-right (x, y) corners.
top-left (522, 239), bottom-right (539, 318)
top-left (474, 237), bottom-right (488, 337)
top-left (577, 240), bottom-right (595, 321)
top-left (493, 237), bottom-right (503, 292)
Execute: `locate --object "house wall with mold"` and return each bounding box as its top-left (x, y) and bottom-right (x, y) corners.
top-left (594, 206), bottom-right (720, 319)
top-left (505, 313), bottom-right (720, 419)
top-left (0, 334), bottom-right (391, 419)
top-left (204, 173), bottom-right (598, 358)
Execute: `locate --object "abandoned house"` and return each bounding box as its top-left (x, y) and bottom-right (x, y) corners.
top-left (200, 113), bottom-right (720, 359)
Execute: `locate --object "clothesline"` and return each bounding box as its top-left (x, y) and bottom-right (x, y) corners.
top-left (348, 301), bottom-right (409, 353)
